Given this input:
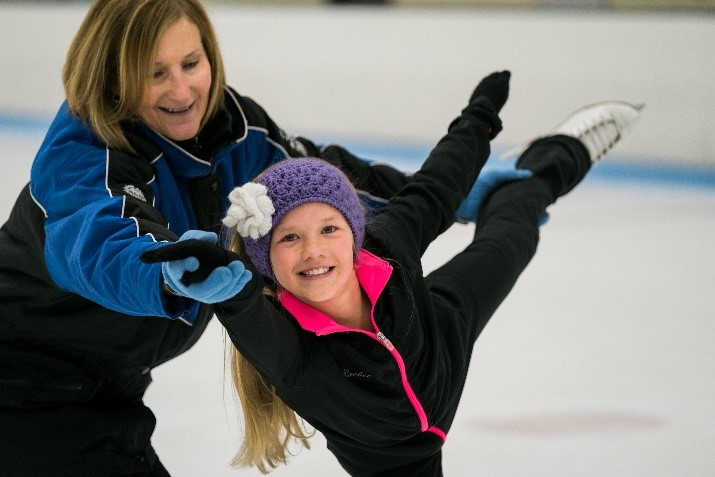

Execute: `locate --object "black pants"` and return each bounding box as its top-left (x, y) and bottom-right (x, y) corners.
top-left (423, 135), bottom-right (590, 439)
top-left (0, 400), bottom-right (171, 477)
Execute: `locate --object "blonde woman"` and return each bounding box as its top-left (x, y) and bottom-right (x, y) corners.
top-left (143, 71), bottom-right (643, 475)
top-left (0, 0), bottom-right (412, 474)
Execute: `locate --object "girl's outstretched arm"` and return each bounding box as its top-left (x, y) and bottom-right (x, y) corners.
top-left (372, 71), bottom-right (509, 259)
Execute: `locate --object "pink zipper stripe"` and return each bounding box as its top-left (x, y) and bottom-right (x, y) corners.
top-left (427, 426), bottom-right (446, 442)
top-left (374, 331), bottom-right (429, 432)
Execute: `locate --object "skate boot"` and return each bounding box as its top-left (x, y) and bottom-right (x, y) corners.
top-left (505, 101), bottom-right (644, 163)
top-left (512, 101), bottom-right (644, 198)
top-left (549, 101), bottom-right (644, 163)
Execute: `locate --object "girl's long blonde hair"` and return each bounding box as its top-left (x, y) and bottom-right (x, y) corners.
top-left (63, 0), bottom-right (226, 153)
top-left (226, 233), bottom-right (313, 474)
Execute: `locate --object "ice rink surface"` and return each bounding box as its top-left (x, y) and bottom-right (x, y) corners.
top-left (2, 123), bottom-right (713, 476)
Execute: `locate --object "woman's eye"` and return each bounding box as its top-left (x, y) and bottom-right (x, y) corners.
top-left (152, 70), bottom-right (164, 80)
top-left (183, 60), bottom-right (199, 70)
top-left (322, 225), bottom-right (337, 234)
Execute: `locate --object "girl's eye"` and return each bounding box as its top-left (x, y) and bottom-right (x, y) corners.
top-left (322, 225), bottom-right (337, 234)
top-left (183, 60), bottom-right (199, 70)
top-left (278, 233), bottom-right (298, 243)
top-left (153, 70), bottom-right (164, 80)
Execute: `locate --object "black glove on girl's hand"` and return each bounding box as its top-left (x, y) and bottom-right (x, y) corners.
top-left (140, 230), bottom-right (253, 304)
top-left (469, 70), bottom-right (511, 113)
top-left (141, 237), bottom-right (240, 286)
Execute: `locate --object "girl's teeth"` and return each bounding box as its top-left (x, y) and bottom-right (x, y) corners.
top-left (303, 267), bottom-right (329, 276)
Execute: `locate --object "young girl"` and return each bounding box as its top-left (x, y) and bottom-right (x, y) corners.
top-left (142, 72), bottom-right (642, 475)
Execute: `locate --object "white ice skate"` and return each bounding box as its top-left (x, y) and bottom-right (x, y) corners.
top-left (503, 101), bottom-right (644, 163)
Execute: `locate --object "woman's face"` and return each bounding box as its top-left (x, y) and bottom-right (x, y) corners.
top-left (270, 202), bottom-right (357, 308)
top-left (137, 17), bottom-right (212, 141)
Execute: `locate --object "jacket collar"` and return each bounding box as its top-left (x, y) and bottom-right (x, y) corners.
top-left (131, 86), bottom-right (248, 178)
top-left (278, 249), bottom-right (393, 335)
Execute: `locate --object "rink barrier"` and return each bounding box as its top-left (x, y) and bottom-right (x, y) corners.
top-left (3, 115), bottom-right (712, 191)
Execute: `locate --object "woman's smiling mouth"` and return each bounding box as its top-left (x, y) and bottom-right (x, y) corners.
top-left (160, 104), bottom-right (192, 114)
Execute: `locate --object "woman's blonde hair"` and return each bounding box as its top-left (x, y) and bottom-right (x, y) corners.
top-left (227, 233), bottom-right (313, 474)
top-left (63, 0), bottom-right (226, 153)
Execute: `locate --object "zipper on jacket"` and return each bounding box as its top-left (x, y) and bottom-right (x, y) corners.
top-left (373, 329), bottom-right (428, 432)
top-left (376, 331), bottom-right (394, 351)
top-left (187, 173), bottom-right (222, 234)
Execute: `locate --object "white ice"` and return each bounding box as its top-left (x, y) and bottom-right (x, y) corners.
top-left (3, 127), bottom-right (712, 476)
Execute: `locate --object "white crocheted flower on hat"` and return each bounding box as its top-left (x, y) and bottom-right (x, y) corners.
top-left (222, 183), bottom-right (275, 240)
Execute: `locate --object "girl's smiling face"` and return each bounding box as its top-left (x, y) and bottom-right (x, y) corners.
top-left (137, 16), bottom-right (211, 141)
top-left (269, 202), bottom-right (357, 308)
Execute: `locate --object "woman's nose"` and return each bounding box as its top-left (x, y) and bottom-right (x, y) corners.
top-left (167, 70), bottom-right (190, 100)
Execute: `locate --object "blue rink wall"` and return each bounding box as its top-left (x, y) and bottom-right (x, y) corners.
top-left (3, 114), bottom-right (714, 191)
top-left (1, 3), bottom-right (713, 183)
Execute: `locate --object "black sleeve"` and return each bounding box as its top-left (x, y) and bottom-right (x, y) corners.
top-left (213, 267), bottom-right (307, 389)
top-left (234, 87), bottom-right (412, 201)
top-left (370, 99), bottom-right (498, 259)
top-left (317, 143), bottom-right (412, 202)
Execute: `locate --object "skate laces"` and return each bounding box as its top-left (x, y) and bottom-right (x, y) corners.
top-left (499, 102), bottom-right (643, 163)
top-left (576, 113), bottom-right (621, 162)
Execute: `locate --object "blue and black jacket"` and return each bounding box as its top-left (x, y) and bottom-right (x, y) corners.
top-left (0, 86), bottom-right (408, 409)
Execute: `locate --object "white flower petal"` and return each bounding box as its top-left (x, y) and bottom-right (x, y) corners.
top-left (222, 183), bottom-right (274, 239)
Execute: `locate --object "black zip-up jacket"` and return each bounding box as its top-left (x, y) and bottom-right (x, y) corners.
top-left (215, 99), bottom-right (500, 476)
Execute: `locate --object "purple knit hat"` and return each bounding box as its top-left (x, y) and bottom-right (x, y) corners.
top-left (222, 158), bottom-right (365, 280)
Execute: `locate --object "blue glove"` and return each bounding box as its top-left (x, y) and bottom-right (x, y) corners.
top-left (141, 230), bottom-right (252, 304)
top-left (456, 167), bottom-right (535, 224)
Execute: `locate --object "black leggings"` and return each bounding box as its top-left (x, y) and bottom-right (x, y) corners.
top-left (430, 135), bottom-right (589, 343)
top-left (422, 135), bottom-right (590, 435)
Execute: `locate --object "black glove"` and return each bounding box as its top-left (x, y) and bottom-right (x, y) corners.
top-left (469, 70), bottom-right (511, 113)
top-left (141, 233), bottom-right (242, 286)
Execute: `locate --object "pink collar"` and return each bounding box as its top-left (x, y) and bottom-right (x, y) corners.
top-left (278, 249), bottom-right (393, 335)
